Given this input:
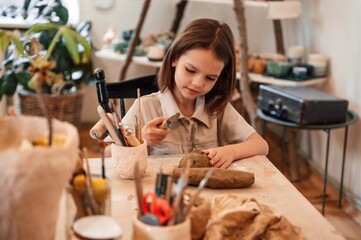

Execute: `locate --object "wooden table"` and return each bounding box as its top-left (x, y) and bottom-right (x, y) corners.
top-left (58, 154), bottom-right (342, 240)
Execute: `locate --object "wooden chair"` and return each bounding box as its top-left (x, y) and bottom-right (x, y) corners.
top-left (105, 74), bottom-right (159, 117)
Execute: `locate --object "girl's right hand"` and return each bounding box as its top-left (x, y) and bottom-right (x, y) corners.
top-left (141, 117), bottom-right (170, 146)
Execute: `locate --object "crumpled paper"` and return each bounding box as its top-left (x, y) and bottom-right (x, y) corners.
top-left (189, 194), bottom-right (211, 240)
top-left (204, 194), bottom-right (303, 240)
top-left (0, 116), bottom-right (79, 240)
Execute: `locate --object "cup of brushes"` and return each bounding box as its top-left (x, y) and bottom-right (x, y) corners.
top-left (94, 68), bottom-right (149, 179)
top-left (132, 160), bottom-right (192, 240)
top-left (67, 148), bottom-right (111, 220)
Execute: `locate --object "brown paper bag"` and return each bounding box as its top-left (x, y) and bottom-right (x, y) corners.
top-left (204, 194), bottom-right (303, 240)
top-left (189, 195), bottom-right (211, 240)
top-left (0, 116), bottom-right (79, 240)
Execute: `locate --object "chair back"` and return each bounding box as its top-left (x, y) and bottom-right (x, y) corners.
top-left (105, 74), bottom-right (159, 117)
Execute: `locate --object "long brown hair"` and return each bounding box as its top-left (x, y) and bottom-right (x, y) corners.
top-left (157, 18), bottom-right (236, 116)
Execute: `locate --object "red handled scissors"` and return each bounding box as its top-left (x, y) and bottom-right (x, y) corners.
top-left (142, 192), bottom-right (171, 225)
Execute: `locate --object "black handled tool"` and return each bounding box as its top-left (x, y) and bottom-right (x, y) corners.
top-left (94, 68), bottom-right (111, 113)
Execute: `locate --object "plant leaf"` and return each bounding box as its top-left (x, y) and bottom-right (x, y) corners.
top-left (62, 31), bottom-right (80, 64)
top-left (0, 33), bottom-right (10, 52)
top-left (10, 35), bottom-right (26, 56)
top-left (15, 70), bottom-right (32, 90)
top-left (2, 71), bottom-right (17, 96)
top-left (53, 5), bottom-right (69, 25)
top-left (26, 23), bottom-right (60, 35)
top-left (0, 77), bottom-right (3, 101)
top-left (68, 30), bottom-right (92, 63)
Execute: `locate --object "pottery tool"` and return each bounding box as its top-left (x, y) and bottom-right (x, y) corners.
top-left (99, 141), bottom-right (106, 179)
top-left (97, 105), bottom-right (126, 146)
top-left (155, 167), bottom-right (171, 199)
top-left (139, 214), bottom-right (160, 226)
top-left (167, 155), bottom-right (191, 225)
top-left (134, 161), bottom-right (144, 217)
top-left (182, 167), bottom-right (214, 220)
top-left (123, 128), bottom-right (141, 147)
top-left (137, 88), bottom-right (143, 143)
top-left (160, 112), bottom-right (180, 130)
top-left (109, 99), bottom-right (121, 127)
top-left (66, 184), bottom-right (87, 217)
top-left (109, 99), bottom-right (128, 147)
top-left (94, 68), bottom-right (111, 113)
top-left (89, 119), bottom-right (107, 140)
top-left (141, 192), bottom-right (171, 225)
top-left (82, 147), bottom-right (100, 215)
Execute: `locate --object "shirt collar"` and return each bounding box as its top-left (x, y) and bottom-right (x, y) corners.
top-left (158, 89), bottom-right (210, 128)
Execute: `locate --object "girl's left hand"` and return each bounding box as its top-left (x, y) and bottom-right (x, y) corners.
top-left (203, 146), bottom-right (233, 169)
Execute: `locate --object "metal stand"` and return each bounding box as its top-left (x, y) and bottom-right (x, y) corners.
top-left (257, 109), bottom-right (358, 215)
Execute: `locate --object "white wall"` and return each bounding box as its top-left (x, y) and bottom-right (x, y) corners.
top-left (78, 0), bottom-right (361, 210)
top-left (296, 0), bottom-right (361, 210)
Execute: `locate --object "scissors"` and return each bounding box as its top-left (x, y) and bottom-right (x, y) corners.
top-left (141, 192), bottom-right (171, 225)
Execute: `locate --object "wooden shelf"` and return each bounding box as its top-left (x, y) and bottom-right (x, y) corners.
top-left (187, 0), bottom-right (301, 19)
top-left (96, 49), bottom-right (325, 87)
top-left (237, 72), bottom-right (327, 87)
top-left (188, 0), bottom-right (299, 8)
top-left (188, 0), bottom-right (267, 7)
top-left (95, 49), bottom-right (162, 68)
top-left (0, 17), bottom-right (47, 30)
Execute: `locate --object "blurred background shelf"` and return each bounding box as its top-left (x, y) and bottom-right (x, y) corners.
top-left (240, 72), bottom-right (327, 87)
top-left (95, 49), bottom-right (162, 68)
top-left (96, 49), bottom-right (326, 87)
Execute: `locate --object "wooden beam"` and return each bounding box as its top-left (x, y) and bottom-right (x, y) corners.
top-left (119, 0), bottom-right (152, 81)
top-left (233, 0), bottom-right (258, 128)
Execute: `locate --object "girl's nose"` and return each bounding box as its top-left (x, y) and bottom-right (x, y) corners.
top-left (192, 75), bottom-right (204, 88)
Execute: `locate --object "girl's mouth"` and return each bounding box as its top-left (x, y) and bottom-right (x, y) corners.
top-left (186, 87), bottom-right (200, 95)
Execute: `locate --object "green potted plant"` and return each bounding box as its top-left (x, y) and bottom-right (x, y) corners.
top-left (0, 0), bottom-right (92, 128)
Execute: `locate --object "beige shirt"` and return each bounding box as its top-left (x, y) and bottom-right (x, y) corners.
top-left (122, 89), bottom-right (255, 155)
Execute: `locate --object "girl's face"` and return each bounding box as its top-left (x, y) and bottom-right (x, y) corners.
top-left (171, 48), bottom-right (225, 104)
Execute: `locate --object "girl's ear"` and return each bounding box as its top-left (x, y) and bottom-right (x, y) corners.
top-left (171, 59), bottom-right (177, 67)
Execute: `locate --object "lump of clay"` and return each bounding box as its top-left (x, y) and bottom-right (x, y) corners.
top-left (178, 149), bottom-right (212, 168)
top-left (173, 168), bottom-right (255, 189)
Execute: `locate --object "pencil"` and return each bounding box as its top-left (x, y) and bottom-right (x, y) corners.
top-left (137, 88), bottom-right (143, 143)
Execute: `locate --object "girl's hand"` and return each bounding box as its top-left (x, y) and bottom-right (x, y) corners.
top-left (142, 117), bottom-right (170, 146)
top-left (203, 146), bottom-right (233, 169)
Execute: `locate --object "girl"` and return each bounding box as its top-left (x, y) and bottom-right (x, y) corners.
top-left (122, 18), bottom-right (268, 168)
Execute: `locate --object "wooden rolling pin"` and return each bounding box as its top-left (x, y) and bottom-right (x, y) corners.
top-left (89, 118), bottom-right (107, 140)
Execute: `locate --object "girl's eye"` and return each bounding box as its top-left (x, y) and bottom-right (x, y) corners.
top-left (185, 67), bottom-right (196, 73)
top-left (206, 76), bottom-right (217, 81)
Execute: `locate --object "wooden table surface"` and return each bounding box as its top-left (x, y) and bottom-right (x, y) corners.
top-left (57, 155), bottom-right (344, 240)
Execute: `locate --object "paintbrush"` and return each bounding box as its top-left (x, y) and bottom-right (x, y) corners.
top-left (167, 155), bottom-right (191, 225)
top-left (134, 161), bottom-right (144, 217)
top-left (99, 141), bottom-right (106, 179)
top-left (137, 88), bottom-right (143, 143)
top-left (82, 147), bottom-right (100, 214)
top-left (97, 105), bottom-right (126, 146)
top-left (109, 99), bottom-right (129, 147)
top-left (182, 167), bottom-right (214, 220)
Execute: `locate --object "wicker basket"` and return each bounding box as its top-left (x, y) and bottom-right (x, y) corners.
top-left (17, 89), bottom-right (83, 129)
